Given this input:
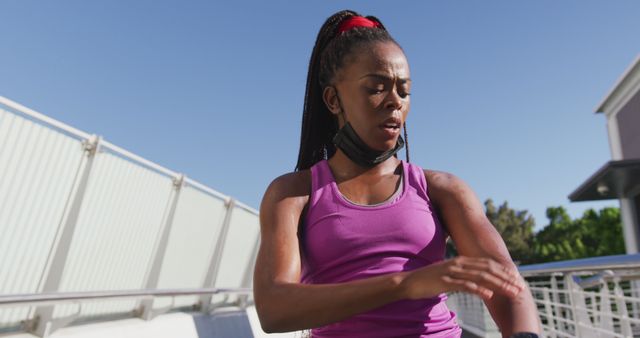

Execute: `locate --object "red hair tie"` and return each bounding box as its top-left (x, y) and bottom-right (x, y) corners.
top-left (337, 16), bottom-right (381, 35)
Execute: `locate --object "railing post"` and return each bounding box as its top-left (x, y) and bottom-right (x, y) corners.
top-left (630, 280), bottom-right (640, 326)
top-left (139, 174), bottom-right (185, 320)
top-left (199, 198), bottom-right (235, 313)
top-left (30, 135), bottom-right (101, 337)
top-left (565, 274), bottom-right (597, 338)
top-left (565, 274), bottom-right (580, 336)
top-left (541, 288), bottom-right (556, 338)
top-left (598, 281), bottom-right (614, 336)
top-left (612, 277), bottom-right (632, 337)
top-left (549, 275), bottom-right (562, 333)
top-left (589, 292), bottom-right (597, 327)
top-left (629, 280), bottom-right (640, 328)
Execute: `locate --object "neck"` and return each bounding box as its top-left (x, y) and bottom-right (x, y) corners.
top-left (328, 149), bottom-right (401, 181)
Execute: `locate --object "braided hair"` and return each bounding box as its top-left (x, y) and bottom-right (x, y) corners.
top-left (295, 10), bottom-right (411, 171)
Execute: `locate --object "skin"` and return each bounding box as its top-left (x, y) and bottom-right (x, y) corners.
top-left (253, 41), bottom-right (541, 336)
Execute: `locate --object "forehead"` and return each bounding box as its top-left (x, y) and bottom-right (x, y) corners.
top-left (341, 41), bottom-right (410, 80)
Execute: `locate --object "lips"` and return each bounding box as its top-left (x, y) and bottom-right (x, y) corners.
top-left (380, 117), bottom-right (402, 130)
top-left (379, 117), bottom-right (402, 139)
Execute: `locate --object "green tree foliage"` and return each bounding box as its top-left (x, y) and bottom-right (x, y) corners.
top-left (533, 207), bottom-right (585, 262)
top-left (484, 199), bottom-right (535, 264)
top-left (443, 199), bottom-right (626, 265)
top-left (532, 206), bottom-right (625, 263)
top-left (444, 199), bottom-right (536, 263)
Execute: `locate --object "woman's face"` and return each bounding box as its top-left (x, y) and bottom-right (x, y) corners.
top-left (324, 41), bottom-right (411, 152)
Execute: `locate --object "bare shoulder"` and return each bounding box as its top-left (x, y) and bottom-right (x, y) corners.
top-left (264, 170), bottom-right (310, 201)
top-left (422, 169), bottom-right (471, 202)
top-left (260, 170), bottom-right (311, 223)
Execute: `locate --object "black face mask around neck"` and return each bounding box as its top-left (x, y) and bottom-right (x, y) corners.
top-left (332, 121), bottom-right (405, 168)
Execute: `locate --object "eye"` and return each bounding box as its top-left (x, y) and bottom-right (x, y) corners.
top-left (367, 87), bottom-right (385, 95)
top-left (399, 85), bottom-right (411, 98)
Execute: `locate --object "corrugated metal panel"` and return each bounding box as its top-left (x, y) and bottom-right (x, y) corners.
top-left (53, 150), bottom-right (174, 319)
top-left (1, 97), bottom-right (262, 332)
top-left (153, 185), bottom-right (227, 309)
top-left (0, 107), bottom-right (85, 327)
top-left (213, 207), bottom-right (260, 304)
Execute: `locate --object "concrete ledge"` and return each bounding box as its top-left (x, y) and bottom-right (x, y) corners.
top-left (0, 307), bottom-right (297, 338)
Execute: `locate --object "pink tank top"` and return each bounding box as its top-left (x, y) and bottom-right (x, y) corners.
top-left (300, 159), bottom-right (462, 338)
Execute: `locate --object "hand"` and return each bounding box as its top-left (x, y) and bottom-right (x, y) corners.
top-left (399, 256), bottom-right (526, 301)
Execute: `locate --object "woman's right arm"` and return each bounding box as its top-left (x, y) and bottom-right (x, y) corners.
top-left (253, 172), bottom-right (407, 332)
top-left (253, 173), bottom-right (524, 333)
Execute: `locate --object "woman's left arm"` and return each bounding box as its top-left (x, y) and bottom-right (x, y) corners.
top-left (425, 169), bottom-right (541, 337)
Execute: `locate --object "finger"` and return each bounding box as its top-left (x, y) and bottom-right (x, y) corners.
top-left (453, 258), bottom-right (524, 291)
top-left (442, 275), bottom-right (494, 300)
top-left (471, 258), bottom-right (521, 283)
top-left (484, 259), bottom-right (527, 289)
top-left (447, 264), bottom-right (521, 297)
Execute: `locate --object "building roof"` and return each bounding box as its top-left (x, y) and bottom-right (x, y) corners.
top-left (595, 55), bottom-right (640, 116)
top-left (569, 159), bottom-right (640, 201)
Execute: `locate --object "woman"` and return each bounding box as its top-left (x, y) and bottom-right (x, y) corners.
top-left (253, 10), bottom-right (541, 338)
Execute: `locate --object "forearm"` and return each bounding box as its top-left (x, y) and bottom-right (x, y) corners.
top-left (484, 283), bottom-right (541, 337)
top-left (255, 272), bottom-right (406, 333)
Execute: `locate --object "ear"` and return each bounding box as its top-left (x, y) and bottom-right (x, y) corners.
top-left (322, 86), bottom-right (341, 116)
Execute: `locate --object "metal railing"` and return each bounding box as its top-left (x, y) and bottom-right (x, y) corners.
top-left (0, 288), bottom-right (255, 337)
top-left (0, 288), bottom-right (253, 308)
top-left (5, 96), bottom-right (639, 338)
top-left (0, 96), bottom-right (262, 337)
top-left (447, 254), bottom-right (640, 338)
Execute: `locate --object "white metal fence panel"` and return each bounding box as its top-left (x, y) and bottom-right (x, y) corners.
top-left (53, 150), bottom-right (174, 319)
top-left (449, 255), bottom-right (640, 338)
top-left (528, 275), bottom-right (640, 338)
top-left (446, 292), bottom-right (500, 338)
top-left (153, 185), bottom-right (227, 309)
top-left (0, 106), bottom-right (85, 328)
top-left (212, 206), bottom-right (260, 305)
top-left (0, 97), bottom-right (262, 336)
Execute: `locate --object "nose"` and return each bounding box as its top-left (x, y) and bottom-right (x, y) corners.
top-left (384, 88), bottom-right (404, 111)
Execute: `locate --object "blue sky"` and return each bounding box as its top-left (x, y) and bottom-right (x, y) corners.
top-left (1, 1), bottom-right (639, 230)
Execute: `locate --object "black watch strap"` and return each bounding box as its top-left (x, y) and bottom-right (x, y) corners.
top-left (509, 333), bottom-right (539, 338)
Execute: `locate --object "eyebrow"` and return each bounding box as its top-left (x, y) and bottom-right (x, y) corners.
top-left (360, 74), bottom-right (411, 83)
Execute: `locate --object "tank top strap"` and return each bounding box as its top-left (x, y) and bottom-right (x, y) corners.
top-left (308, 159), bottom-right (333, 209)
top-left (406, 161), bottom-right (450, 238)
top-left (405, 161), bottom-right (429, 202)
